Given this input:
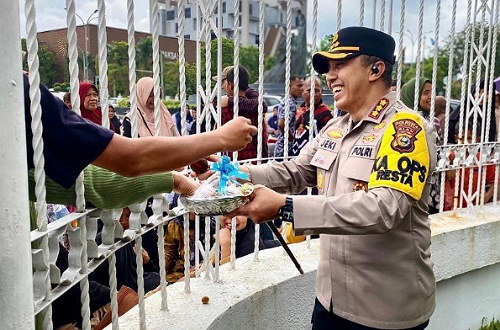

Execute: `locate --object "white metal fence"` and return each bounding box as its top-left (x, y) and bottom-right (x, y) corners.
top-left (2, 0), bottom-right (500, 329)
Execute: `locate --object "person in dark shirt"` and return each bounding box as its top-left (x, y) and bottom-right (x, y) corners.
top-left (267, 105), bottom-right (279, 136)
top-left (108, 105), bottom-right (122, 134)
top-left (292, 76), bottom-right (333, 156)
top-left (23, 74), bottom-right (257, 189)
top-left (217, 65), bottom-right (269, 161)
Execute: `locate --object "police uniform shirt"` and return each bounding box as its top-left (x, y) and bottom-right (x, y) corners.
top-left (249, 91), bottom-right (437, 329)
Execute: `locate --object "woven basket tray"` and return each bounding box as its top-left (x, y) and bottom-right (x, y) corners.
top-left (180, 183), bottom-right (254, 216)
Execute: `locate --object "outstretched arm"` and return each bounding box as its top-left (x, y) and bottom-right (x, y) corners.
top-left (93, 116), bottom-right (257, 177)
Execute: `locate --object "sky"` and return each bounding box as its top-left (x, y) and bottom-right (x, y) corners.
top-left (18, 0), bottom-right (472, 62)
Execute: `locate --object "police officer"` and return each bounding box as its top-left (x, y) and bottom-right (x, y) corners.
top-left (231, 26), bottom-right (436, 329)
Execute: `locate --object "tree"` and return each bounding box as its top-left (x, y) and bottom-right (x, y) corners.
top-left (440, 22), bottom-right (500, 96)
top-left (21, 38), bottom-right (58, 87)
top-left (136, 36), bottom-right (153, 73)
top-left (319, 34), bottom-right (334, 52)
top-left (107, 41), bottom-right (130, 96)
top-left (240, 45), bottom-right (259, 83)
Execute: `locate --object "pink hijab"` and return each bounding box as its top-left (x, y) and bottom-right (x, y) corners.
top-left (131, 77), bottom-right (178, 137)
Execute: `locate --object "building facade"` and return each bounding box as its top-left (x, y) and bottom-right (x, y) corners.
top-left (37, 25), bottom-right (197, 83)
top-left (158, 0), bottom-right (304, 50)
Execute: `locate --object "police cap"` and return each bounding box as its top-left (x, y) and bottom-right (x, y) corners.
top-left (313, 26), bottom-right (396, 74)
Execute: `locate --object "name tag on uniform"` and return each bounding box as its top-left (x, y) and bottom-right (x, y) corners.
top-left (349, 145), bottom-right (375, 159)
top-left (318, 138), bottom-right (338, 151)
top-left (311, 137), bottom-right (340, 170)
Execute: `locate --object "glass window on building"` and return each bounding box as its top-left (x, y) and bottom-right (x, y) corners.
top-left (184, 34), bottom-right (190, 40)
top-left (249, 4), bottom-right (253, 16)
top-left (167, 10), bottom-right (175, 21)
top-left (175, 23), bottom-right (178, 33)
top-left (255, 35), bottom-right (259, 45)
top-left (239, 15), bottom-right (242, 27)
top-left (239, 1), bottom-right (242, 11)
top-left (185, 7), bottom-right (191, 18)
top-left (222, 2), bottom-right (226, 13)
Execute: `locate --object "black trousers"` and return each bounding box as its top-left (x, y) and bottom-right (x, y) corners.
top-left (311, 298), bottom-right (429, 330)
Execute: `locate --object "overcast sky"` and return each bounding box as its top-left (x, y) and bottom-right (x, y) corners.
top-left (18, 0), bottom-right (473, 61)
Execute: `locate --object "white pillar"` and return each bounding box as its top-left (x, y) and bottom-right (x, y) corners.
top-left (0, 1), bottom-right (35, 329)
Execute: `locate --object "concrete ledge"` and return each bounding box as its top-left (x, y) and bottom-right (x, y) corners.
top-left (115, 204), bottom-right (500, 330)
top-left (430, 204), bottom-right (500, 281)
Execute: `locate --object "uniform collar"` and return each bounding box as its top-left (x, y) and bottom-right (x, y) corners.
top-left (361, 91), bottom-right (397, 124)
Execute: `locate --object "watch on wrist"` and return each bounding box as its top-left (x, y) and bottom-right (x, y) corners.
top-left (278, 196), bottom-right (294, 223)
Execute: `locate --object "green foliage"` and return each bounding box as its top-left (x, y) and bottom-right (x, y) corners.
top-left (117, 97), bottom-right (130, 108)
top-left (319, 34), bottom-right (334, 52)
top-left (107, 41), bottom-right (130, 96)
top-left (440, 22), bottom-right (500, 80)
top-left (240, 45), bottom-right (259, 83)
top-left (21, 38), bottom-right (58, 87)
top-left (477, 317), bottom-right (500, 330)
top-left (52, 82), bottom-right (70, 92)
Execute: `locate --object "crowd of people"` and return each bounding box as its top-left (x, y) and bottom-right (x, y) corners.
top-left (24, 22), bottom-right (500, 330)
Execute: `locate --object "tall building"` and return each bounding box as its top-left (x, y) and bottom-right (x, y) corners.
top-left (158, 0), bottom-right (304, 50)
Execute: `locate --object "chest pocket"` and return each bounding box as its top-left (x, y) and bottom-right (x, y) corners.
top-left (340, 131), bottom-right (382, 183)
top-left (310, 136), bottom-right (342, 171)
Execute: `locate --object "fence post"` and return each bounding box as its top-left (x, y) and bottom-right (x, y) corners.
top-left (0, 1), bottom-right (36, 329)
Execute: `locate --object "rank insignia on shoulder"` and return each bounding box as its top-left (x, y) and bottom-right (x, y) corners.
top-left (368, 98), bottom-right (389, 120)
top-left (391, 119), bottom-right (422, 153)
top-left (327, 129), bottom-right (344, 139)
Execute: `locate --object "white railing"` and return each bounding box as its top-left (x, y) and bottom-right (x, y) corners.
top-left (3, 0), bottom-right (500, 329)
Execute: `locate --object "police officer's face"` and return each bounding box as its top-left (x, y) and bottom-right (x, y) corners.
top-left (325, 56), bottom-right (368, 111)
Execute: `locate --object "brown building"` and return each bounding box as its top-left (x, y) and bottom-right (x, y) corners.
top-left (37, 24), bottom-right (197, 84)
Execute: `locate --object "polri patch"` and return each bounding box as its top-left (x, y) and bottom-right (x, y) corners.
top-left (349, 145), bottom-right (375, 159)
top-left (391, 118), bottom-right (422, 153)
top-left (368, 98), bottom-right (389, 120)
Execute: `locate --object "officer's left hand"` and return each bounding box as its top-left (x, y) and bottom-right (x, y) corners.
top-left (226, 185), bottom-right (286, 224)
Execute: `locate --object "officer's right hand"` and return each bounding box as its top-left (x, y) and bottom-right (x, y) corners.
top-left (217, 117), bottom-right (257, 152)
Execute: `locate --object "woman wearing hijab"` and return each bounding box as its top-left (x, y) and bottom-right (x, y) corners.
top-left (401, 77), bottom-right (441, 214)
top-left (123, 77), bottom-right (179, 138)
top-left (79, 81), bottom-right (114, 131)
top-left (400, 77), bottom-right (441, 139)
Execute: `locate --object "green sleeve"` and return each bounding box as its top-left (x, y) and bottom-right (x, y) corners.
top-left (28, 164), bottom-right (174, 209)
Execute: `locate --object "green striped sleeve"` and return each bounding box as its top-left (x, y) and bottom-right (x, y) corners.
top-left (28, 164), bottom-right (174, 210)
